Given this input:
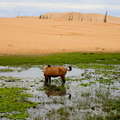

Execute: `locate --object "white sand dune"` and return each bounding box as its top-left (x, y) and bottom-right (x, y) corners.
top-left (0, 12), bottom-right (120, 55)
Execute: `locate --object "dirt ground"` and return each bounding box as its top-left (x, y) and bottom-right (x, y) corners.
top-left (0, 12), bottom-right (120, 55)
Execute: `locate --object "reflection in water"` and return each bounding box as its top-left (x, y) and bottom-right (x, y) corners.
top-left (44, 84), bottom-right (71, 99)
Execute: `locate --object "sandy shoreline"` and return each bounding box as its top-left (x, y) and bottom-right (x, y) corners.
top-left (0, 13), bottom-right (120, 55)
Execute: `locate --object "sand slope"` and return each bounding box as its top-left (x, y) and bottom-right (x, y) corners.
top-left (42, 12), bottom-right (120, 23)
top-left (0, 12), bottom-right (120, 55)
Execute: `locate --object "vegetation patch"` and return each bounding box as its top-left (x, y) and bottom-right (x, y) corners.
top-left (0, 68), bottom-right (14, 72)
top-left (96, 79), bottom-right (114, 85)
top-left (77, 64), bottom-right (118, 69)
top-left (80, 83), bottom-right (91, 87)
top-left (0, 52), bottom-right (120, 66)
top-left (95, 69), bottom-right (120, 78)
top-left (0, 76), bottom-right (21, 82)
top-left (102, 97), bottom-right (120, 113)
top-left (111, 87), bottom-right (119, 90)
top-left (45, 88), bottom-right (120, 120)
top-left (47, 107), bottom-right (70, 120)
top-left (0, 87), bottom-right (37, 119)
top-left (81, 92), bottom-right (91, 97)
top-left (0, 52), bottom-right (120, 120)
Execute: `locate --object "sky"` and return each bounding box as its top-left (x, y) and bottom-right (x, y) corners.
top-left (0, 0), bottom-right (120, 17)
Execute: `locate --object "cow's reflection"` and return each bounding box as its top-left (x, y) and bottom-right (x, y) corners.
top-left (44, 84), bottom-right (71, 99)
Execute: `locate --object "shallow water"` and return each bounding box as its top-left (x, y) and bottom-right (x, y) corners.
top-left (0, 65), bottom-right (120, 120)
top-left (0, 66), bottom-right (83, 78)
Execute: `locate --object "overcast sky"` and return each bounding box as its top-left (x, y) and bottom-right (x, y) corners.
top-left (0, 0), bottom-right (120, 17)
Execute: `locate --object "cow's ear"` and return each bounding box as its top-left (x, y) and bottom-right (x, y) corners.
top-left (48, 65), bottom-right (51, 67)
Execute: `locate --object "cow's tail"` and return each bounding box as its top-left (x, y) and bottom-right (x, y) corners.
top-left (67, 66), bottom-right (72, 71)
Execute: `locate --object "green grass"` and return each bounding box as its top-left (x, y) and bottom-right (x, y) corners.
top-left (0, 87), bottom-right (37, 119)
top-left (80, 83), bottom-right (91, 87)
top-left (0, 68), bottom-right (13, 72)
top-left (77, 64), bottom-right (116, 69)
top-left (103, 98), bottom-right (120, 112)
top-left (96, 79), bottom-right (114, 85)
top-left (0, 76), bottom-right (21, 82)
top-left (47, 107), bottom-right (70, 120)
top-left (0, 52), bottom-right (120, 66)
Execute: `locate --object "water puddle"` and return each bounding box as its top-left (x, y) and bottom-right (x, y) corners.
top-left (0, 65), bottom-right (120, 120)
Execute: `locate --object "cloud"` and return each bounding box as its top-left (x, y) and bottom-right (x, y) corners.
top-left (1, 0), bottom-right (120, 6)
top-left (1, 2), bottom-right (120, 10)
top-left (0, 1), bottom-right (120, 17)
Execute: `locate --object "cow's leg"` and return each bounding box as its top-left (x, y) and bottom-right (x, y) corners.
top-left (48, 76), bottom-right (51, 84)
top-left (45, 76), bottom-right (49, 84)
top-left (60, 75), bottom-right (66, 83)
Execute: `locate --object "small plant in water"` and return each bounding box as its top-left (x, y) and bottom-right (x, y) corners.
top-left (0, 68), bottom-right (14, 72)
top-left (80, 83), bottom-right (91, 87)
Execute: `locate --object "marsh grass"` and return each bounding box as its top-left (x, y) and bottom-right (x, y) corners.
top-left (77, 64), bottom-right (117, 69)
top-left (0, 68), bottom-right (13, 72)
top-left (0, 52), bottom-right (120, 119)
top-left (43, 85), bottom-right (120, 120)
top-left (81, 91), bottom-right (91, 97)
top-left (96, 78), bottom-right (114, 84)
top-left (0, 52), bottom-right (120, 66)
top-left (0, 76), bottom-right (21, 82)
top-left (0, 87), bottom-right (37, 119)
top-left (0, 66), bottom-right (119, 120)
top-left (38, 63), bottom-right (119, 119)
top-left (80, 83), bottom-right (91, 86)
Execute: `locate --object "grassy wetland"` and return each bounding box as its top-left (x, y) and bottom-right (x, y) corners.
top-left (0, 52), bottom-right (120, 120)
